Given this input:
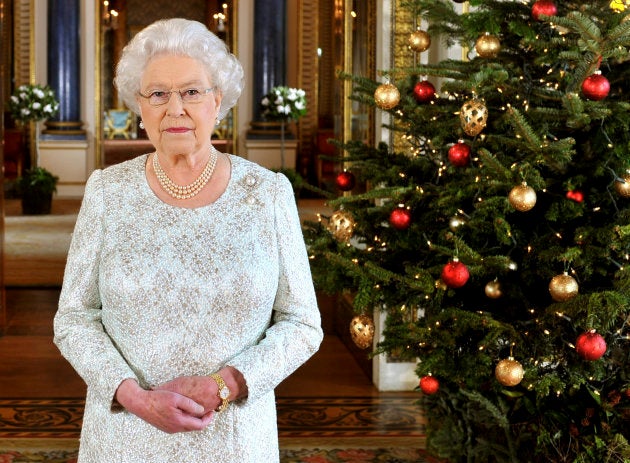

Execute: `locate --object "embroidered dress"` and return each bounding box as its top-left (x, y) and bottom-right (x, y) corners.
top-left (54, 154), bottom-right (323, 463)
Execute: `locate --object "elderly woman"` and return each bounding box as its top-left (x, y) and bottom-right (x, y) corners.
top-left (53, 18), bottom-right (322, 462)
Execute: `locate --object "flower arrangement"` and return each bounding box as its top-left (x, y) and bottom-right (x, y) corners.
top-left (260, 86), bottom-right (307, 122)
top-left (9, 84), bottom-right (60, 125)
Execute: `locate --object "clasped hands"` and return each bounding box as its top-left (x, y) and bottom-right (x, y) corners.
top-left (115, 366), bottom-right (243, 434)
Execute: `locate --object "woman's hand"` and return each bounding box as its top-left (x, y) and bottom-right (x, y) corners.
top-left (115, 378), bottom-right (214, 434)
top-left (157, 375), bottom-right (219, 412)
top-left (156, 366), bottom-right (248, 412)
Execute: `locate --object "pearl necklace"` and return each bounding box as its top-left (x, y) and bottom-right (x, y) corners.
top-left (153, 147), bottom-right (218, 200)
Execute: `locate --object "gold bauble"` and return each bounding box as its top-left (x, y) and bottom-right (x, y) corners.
top-left (614, 173), bottom-right (630, 198)
top-left (327, 210), bottom-right (356, 242)
top-left (460, 99), bottom-right (488, 136)
top-left (408, 30), bottom-right (431, 53)
top-left (495, 357), bottom-right (524, 386)
top-left (475, 33), bottom-right (501, 58)
top-left (508, 183), bottom-right (537, 212)
top-left (549, 273), bottom-right (579, 302)
top-left (350, 314), bottom-right (375, 349)
top-left (485, 280), bottom-right (502, 299)
top-left (374, 83), bottom-right (401, 110)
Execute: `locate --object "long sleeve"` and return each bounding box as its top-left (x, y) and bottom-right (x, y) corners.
top-left (53, 170), bottom-right (137, 405)
top-left (227, 173), bottom-right (323, 399)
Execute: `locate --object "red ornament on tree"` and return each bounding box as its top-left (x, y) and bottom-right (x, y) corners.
top-left (448, 140), bottom-right (471, 167)
top-left (389, 206), bottom-right (412, 230)
top-left (419, 375), bottom-right (439, 395)
top-left (566, 190), bottom-right (584, 203)
top-left (413, 80), bottom-right (436, 103)
top-left (336, 171), bottom-right (356, 191)
top-left (576, 330), bottom-right (607, 361)
top-left (532, 0), bottom-right (557, 20)
top-left (582, 73), bottom-right (610, 101)
top-left (441, 258), bottom-right (470, 288)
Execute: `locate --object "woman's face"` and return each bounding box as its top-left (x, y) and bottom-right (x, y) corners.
top-left (137, 54), bottom-right (222, 157)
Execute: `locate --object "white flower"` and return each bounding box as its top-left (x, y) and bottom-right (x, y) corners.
top-left (33, 88), bottom-right (45, 98)
top-left (43, 104), bottom-right (53, 113)
top-left (261, 97), bottom-right (270, 106)
top-left (295, 101), bottom-right (305, 110)
top-left (32, 102), bottom-right (41, 110)
top-left (274, 96), bottom-right (284, 105)
top-left (10, 95), bottom-right (18, 103)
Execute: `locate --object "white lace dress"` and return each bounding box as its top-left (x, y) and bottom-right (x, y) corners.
top-left (53, 154), bottom-right (323, 463)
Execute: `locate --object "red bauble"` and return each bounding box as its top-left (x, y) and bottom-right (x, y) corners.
top-left (566, 190), bottom-right (584, 203)
top-left (582, 73), bottom-right (610, 101)
top-left (336, 171), bottom-right (356, 191)
top-left (448, 141), bottom-right (471, 167)
top-left (389, 207), bottom-right (412, 230)
top-left (413, 80), bottom-right (436, 103)
top-left (419, 375), bottom-right (439, 395)
top-left (441, 259), bottom-right (470, 288)
top-left (532, 0), bottom-right (557, 20)
top-left (576, 330), bottom-right (607, 361)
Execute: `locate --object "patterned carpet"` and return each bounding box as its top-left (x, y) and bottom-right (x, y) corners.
top-left (0, 396), bottom-right (435, 462)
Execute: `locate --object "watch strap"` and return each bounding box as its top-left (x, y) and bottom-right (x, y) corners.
top-left (210, 373), bottom-right (230, 412)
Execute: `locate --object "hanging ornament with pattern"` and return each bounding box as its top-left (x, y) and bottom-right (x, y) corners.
top-left (327, 210), bottom-right (356, 243)
top-left (460, 99), bottom-right (488, 136)
top-left (349, 314), bottom-right (375, 349)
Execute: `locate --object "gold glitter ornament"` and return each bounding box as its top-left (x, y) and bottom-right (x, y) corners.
top-left (374, 82), bottom-right (401, 110)
top-left (327, 210), bottom-right (356, 242)
top-left (460, 99), bottom-right (488, 136)
top-left (508, 183), bottom-right (537, 212)
top-left (485, 280), bottom-right (502, 299)
top-left (475, 33), bottom-right (501, 58)
top-left (495, 357), bottom-right (524, 386)
top-left (408, 30), bottom-right (431, 53)
top-left (549, 273), bottom-right (579, 302)
top-left (614, 173), bottom-right (630, 198)
top-left (349, 314), bottom-right (375, 349)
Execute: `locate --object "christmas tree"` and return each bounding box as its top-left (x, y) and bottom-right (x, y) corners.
top-left (304, 1), bottom-right (630, 461)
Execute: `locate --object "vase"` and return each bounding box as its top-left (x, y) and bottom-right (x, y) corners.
top-left (21, 191), bottom-right (53, 215)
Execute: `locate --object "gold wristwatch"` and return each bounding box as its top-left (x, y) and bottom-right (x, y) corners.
top-left (210, 373), bottom-right (230, 412)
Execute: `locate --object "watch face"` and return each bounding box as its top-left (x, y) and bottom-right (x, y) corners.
top-left (219, 386), bottom-right (230, 400)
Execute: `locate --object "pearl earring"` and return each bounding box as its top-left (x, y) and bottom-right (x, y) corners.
top-left (139, 120), bottom-right (145, 129)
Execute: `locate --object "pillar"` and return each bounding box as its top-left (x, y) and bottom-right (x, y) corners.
top-left (44, 0), bottom-right (85, 137)
top-left (252, 0), bottom-right (286, 121)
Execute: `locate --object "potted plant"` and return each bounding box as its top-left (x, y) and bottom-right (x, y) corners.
top-left (16, 166), bottom-right (59, 215)
top-left (260, 86), bottom-right (307, 169)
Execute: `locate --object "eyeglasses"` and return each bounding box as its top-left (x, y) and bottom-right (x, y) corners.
top-left (138, 87), bottom-right (216, 106)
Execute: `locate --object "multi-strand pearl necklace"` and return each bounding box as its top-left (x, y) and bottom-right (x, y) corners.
top-left (153, 147), bottom-right (218, 200)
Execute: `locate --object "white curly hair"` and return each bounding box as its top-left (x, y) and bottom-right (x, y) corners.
top-left (114, 18), bottom-right (244, 121)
